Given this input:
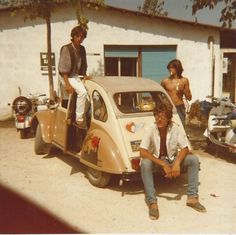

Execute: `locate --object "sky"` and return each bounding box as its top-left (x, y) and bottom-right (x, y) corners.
top-left (105, 0), bottom-right (236, 28)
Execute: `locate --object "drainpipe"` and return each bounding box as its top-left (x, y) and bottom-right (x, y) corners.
top-left (208, 36), bottom-right (215, 97)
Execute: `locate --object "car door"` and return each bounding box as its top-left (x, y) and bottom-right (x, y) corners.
top-left (51, 106), bottom-right (68, 150)
top-left (51, 93), bottom-right (76, 151)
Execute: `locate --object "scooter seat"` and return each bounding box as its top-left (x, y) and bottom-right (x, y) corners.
top-left (212, 125), bottom-right (230, 128)
top-left (212, 115), bottom-right (228, 120)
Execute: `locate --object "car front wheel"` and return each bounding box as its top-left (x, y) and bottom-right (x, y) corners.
top-left (34, 125), bottom-right (50, 155)
top-left (86, 167), bottom-right (112, 188)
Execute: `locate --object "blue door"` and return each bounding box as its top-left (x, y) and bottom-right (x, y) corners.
top-left (142, 46), bottom-right (176, 83)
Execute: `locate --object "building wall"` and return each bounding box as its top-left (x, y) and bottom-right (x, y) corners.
top-left (0, 5), bottom-right (221, 120)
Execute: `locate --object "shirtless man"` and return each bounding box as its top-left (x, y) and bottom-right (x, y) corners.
top-left (161, 59), bottom-right (192, 126)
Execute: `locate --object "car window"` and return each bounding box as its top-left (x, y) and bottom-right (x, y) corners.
top-left (113, 91), bottom-right (172, 113)
top-left (93, 91), bottom-right (108, 122)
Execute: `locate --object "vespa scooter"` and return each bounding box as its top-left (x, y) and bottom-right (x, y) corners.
top-left (204, 96), bottom-right (236, 154)
top-left (12, 92), bottom-right (49, 138)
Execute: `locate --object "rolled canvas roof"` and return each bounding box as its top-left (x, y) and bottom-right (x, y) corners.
top-left (90, 76), bottom-right (165, 94)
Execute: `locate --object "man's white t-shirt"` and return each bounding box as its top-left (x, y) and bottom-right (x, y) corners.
top-left (140, 122), bottom-right (189, 162)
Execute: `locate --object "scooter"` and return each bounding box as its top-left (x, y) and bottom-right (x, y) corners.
top-left (12, 90), bottom-right (49, 138)
top-left (204, 96), bottom-right (236, 154)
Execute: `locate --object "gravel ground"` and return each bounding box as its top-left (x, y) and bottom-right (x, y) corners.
top-left (0, 119), bottom-right (236, 233)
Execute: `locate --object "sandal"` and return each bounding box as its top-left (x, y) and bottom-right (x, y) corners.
top-left (149, 203), bottom-right (159, 220)
top-left (186, 197), bottom-right (206, 213)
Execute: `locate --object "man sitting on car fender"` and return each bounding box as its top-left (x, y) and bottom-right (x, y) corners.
top-left (140, 103), bottom-right (206, 220)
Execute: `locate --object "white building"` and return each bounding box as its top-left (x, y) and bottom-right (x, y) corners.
top-left (0, 4), bottom-right (234, 120)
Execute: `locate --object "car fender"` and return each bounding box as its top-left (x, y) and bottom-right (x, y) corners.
top-left (81, 125), bottom-right (127, 174)
top-left (31, 110), bottom-right (54, 143)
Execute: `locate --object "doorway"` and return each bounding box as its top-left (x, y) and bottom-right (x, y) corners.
top-left (222, 53), bottom-right (236, 103)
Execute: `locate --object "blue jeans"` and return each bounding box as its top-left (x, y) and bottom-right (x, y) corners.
top-left (176, 104), bottom-right (186, 127)
top-left (140, 154), bottom-right (199, 206)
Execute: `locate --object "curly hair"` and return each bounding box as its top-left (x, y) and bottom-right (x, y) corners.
top-left (153, 103), bottom-right (173, 121)
top-left (70, 25), bottom-right (87, 39)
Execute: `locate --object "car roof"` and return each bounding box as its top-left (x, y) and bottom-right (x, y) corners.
top-left (90, 76), bottom-right (164, 94)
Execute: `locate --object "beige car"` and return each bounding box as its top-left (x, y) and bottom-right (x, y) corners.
top-left (32, 76), bottom-right (187, 187)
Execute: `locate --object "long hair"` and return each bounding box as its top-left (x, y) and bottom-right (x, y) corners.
top-left (167, 59), bottom-right (184, 78)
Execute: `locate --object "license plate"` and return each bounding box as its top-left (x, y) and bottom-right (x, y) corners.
top-left (229, 147), bottom-right (236, 153)
top-left (130, 140), bottom-right (141, 152)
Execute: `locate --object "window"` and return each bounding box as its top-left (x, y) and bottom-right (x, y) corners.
top-left (114, 91), bottom-right (173, 114)
top-left (104, 45), bottom-right (177, 83)
top-left (93, 91), bottom-right (108, 122)
top-left (120, 58), bottom-right (137, 76)
top-left (105, 58), bottom-right (118, 76)
top-left (104, 46), bottom-right (138, 77)
top-left (105, 57), bottom-right (137, 76)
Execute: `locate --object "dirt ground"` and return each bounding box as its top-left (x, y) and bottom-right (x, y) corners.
top-left (0, 119), bottom-right (236, 233)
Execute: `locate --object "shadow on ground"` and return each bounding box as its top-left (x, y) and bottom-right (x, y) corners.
top-left (43, 148), bottom-right (87, 176)
top-left (43, 147), bottom-right (189, 201)
top-left (109, 170), bottom-right (189, 201)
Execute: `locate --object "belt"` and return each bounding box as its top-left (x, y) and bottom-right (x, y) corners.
top-left (69, 75), bottom-right (84, 80)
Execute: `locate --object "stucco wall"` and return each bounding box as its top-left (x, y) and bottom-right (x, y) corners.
top-left (0, 5), bottom-right (221, 120)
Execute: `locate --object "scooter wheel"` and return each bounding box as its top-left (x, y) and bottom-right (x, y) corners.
top-left (12, 96), bottom-right (31, 115)
top-left (20, 128), bottom-right (30, 139)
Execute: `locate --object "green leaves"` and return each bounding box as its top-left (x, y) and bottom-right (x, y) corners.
top-left (191, 0), bottom-right (236, 28)
top-left (139, 0), bottom-right (168, 17)
top-left (139, 0), bottom-right (235, 28)
top-left (1, 0), bottom-right (104, 24)
top-left (70, 0), bottom-right (104, 25)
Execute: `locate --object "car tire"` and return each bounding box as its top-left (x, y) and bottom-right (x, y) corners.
top-left (35, 125), bottom-right (50, 155)
top-left (86, 167), bottom-right (112, 188)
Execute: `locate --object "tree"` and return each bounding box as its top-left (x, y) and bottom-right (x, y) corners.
top-left (0, 0), bottom-right (104, 101)
top-left (139, 0), bottom-right (235, 28)
top-left (191, 0), bottom-right (236, 28)
top-left (138, 0), bottom-right (168, 17)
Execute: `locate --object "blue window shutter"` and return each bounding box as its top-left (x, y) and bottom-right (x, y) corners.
top-left (142, 46), bottom-right (176, 83)
top-left (105, 46), bottom-right (138, 58)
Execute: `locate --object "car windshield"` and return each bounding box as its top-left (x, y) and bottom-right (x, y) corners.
top-left (113, 91), bottom-right (172, 113)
